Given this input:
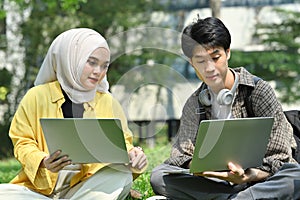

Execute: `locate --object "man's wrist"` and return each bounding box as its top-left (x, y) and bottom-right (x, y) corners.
top-left (245, 168), bottom-right (270, 182)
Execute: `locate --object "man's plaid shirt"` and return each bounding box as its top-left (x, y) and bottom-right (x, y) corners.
top-left (165, 67), bottom-right (297, 174)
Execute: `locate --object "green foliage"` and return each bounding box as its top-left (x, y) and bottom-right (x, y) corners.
top-left (18, 0), bottom-right (163, 86)
top-left (0, 68), bottom-right (13, 159)
top-left (0, 1), bottom-right (5, 19)
top-left (76, 0), bottom-right (167, 87)
top-left (10, 0), bottom-right (87, 13)
top-left (0, 0), bottom-right (92, 160)
top-left (0, 87), bottom-right (8, 101)
top-left (0, 159), bottom-right (21, 183)
top-left (255, 8), bottom-right (300, 52)
top-left (0, 68), bottom-right (12, 102)
top-left (0, 0), bottom-right (165, 159)
top-left (230, 8), bottom-right (300, 103)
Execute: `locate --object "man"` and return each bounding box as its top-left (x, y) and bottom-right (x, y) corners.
top-left (150, 16), bottom-right (300, 200)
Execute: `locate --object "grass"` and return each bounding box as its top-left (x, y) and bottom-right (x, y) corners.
top-left (127, 143), bottom-right (171, 199)
top-left (0, 124), bottom-right (172, 199)
top-left (0, 158), bottom-right (22, 183)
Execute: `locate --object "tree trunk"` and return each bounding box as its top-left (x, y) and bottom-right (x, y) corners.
top-left (209, 0), bottom-right (221, 18)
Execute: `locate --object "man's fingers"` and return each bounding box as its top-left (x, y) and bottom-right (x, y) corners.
top-left (228, 162), bottom-right (244, 177)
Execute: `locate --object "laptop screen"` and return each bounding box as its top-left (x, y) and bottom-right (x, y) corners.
top-left (190, 117), bottom-right (274, 173)
top-left (40, 118), bottom-right (130, 164)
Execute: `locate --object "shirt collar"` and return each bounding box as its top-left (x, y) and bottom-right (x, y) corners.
top-left (48, 81), bottom-right (97, 109)
top-left (49, 81), bottom-right (64, 103)
top-left (234, 67), bottom-right (257, 88)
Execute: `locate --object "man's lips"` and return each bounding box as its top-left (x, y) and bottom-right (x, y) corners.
top-left (206, 74), bottom-right (218, 80)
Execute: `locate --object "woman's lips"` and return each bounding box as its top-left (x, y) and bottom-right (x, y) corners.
top-left (89, 77), bottom-right (99, 83)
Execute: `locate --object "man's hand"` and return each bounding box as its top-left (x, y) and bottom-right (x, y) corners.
top-left (128, 146), bottom-right (147, 170)
top-left (194, 162), bottom-right (261, 184)
top-left (41, 150), bottom-right (72, 173)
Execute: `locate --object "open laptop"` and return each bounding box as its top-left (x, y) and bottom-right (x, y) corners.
top-left (40, 118), bottom-right (130, 164)
top-left (165, 117), bottom-right (274, 174)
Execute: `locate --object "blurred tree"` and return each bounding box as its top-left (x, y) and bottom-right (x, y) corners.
top-left (76, 0), bottom-right (162, 85)
top-left (0, 68), bottom-right (12, 159)
top-left (230, 8), bottom-right (300, 104)
top-left (0, 0), bottom-right (165, 158)
top-left (0, 0), bottom-right (87, 159)
top-left (210, 0), bottom-right (221, 18)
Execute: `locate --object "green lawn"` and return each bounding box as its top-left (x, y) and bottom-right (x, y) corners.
top-left (0, 158), bottom-right (22, 183)
top-left (0, 125), bottom-right (172, 200)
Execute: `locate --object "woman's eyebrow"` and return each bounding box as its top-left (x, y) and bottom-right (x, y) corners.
top-left (88, 56), bottom-right (110, 64)
top-left (88, 56), bottom-right (99, 61)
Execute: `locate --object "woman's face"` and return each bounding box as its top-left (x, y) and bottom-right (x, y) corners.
top-left (80, 48), bottom-right (110, 90)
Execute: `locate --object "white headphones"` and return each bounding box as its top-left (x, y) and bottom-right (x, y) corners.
top-left (198, 70), bottom-right (239, 106)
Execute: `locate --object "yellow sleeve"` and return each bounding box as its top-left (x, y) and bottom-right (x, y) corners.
top-left (111, 97), bottom-right (134, 151)
top-left (9, 88), bottom-right (55, 191)
top-left (110, 97), bottom-right (148, 174)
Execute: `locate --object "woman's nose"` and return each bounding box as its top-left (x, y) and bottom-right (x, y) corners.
top-left (93, 65), bottom-right (101, 74)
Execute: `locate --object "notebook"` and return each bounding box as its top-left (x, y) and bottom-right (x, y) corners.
top-left (40, 118), bottom-right (130, 164)
top-left (165, 117), bottom-right (274, 174)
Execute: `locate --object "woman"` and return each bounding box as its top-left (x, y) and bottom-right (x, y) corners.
top-left (0, 28), bottom-right (147, 199)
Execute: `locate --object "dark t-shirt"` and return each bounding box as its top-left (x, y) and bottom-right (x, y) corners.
top-left (61, 90), bottom-right (84, 118)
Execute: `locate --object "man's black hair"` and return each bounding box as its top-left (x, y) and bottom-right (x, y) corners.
top-left (181, 16), bottom-right (231, 58)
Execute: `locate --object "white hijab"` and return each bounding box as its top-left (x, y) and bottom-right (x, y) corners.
top-left (34, 28), bottom-right (110, 104)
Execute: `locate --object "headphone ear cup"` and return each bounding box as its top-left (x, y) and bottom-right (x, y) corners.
top-left (217, 89), bottom-right (233, 105)
top-left (198, 89), bottom-right (212, 106)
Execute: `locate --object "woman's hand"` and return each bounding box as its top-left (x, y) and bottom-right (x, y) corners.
top-left (128, 146), bottom-right (148, 171)
top-left (41, 150), bottom-right (72, 173)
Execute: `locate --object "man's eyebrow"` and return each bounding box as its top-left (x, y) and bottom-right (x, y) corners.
top-left (194, 49), bottom-right (220, 58)
top-left (210, 49), bottom-right (220, 55)
top-left (194, 54), bottom-right (209, 59)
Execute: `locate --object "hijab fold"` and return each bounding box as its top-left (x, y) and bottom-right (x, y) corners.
top-left (34, 28), bottom-right (110, 104)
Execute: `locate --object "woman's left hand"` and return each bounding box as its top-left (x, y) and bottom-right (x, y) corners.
top-left (128, 146), bottom-right (148, 170)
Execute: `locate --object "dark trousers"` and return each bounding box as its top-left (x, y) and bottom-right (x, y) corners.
top-left (150, 163), bottom-right (300, 200)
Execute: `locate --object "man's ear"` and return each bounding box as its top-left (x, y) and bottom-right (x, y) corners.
top-left (226, 48), bottom-right (231, 60)
top-left (189, 59), bottom-right (204, 81)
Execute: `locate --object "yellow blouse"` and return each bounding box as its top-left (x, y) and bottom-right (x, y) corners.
top-left (9, 81), bottom-right (134, 195)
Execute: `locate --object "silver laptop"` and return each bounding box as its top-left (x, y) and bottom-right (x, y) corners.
top-left (164, 117), bottom-right (274, 174)
top-left (190, 117), bottom-right (274, 173)
top-left (40, 118), bottom-right (130, 164)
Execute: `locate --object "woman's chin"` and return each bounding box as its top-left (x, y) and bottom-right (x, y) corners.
top-left (83, 83), bottom-right (97, 91)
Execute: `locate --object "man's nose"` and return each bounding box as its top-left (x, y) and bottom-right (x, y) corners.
top-left (205, 60), bottom-right (215, 72)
